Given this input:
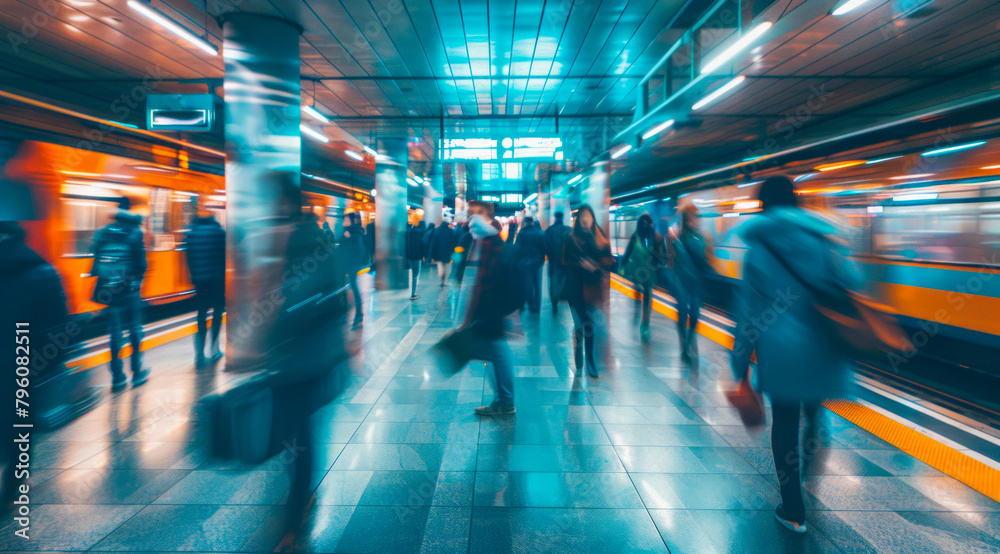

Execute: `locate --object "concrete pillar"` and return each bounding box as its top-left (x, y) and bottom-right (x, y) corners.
top-left (221, 13), bottom-right (301, 370)
top-left (422, 165), bottom-right (443, 224)
top-left (374, 138), bottom-right (408, 290)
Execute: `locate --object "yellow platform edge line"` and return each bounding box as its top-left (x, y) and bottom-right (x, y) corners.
top-left (71, 313), bottom-right (226, 372)
top-left (609, 274), bottom-right (1000, 502)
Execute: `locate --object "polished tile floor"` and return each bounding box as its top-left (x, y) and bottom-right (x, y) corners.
top-left (5, 266), bottom-right (1000, 552)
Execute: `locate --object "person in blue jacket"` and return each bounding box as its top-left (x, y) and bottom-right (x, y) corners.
top-left (732, 175), bottom-right (860, 534)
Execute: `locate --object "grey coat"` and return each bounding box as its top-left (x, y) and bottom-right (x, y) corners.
top-left (732, 207), bottom-right (861, 404)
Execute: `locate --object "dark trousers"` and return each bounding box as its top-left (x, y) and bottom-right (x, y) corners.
top-left (107, 296), bottom-right (143, 381)
top-left (195, 280), bottom-right (225, 359)
top-left (527, 263), bottom-right (542, 312)
top-left (274, 380), bottom-right (316, 526)
top-left (771, 401), bottom-right (823, 523)
top-left (676, 281), bottom-right (700, 346)
top-left (569, 300), bottom-right (599, 376)
top-left (548, 265), bottom-right (563, 311)
top-left (348, 271), bottom-right (363, 323)
top-left (407, 259), bottom-right (421, 296)
top-left (639, 282), bottom-right (653, 327)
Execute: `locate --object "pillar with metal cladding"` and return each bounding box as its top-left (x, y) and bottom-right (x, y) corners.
top-left (221, 13), bottom-right (302, 369)
top-left (374, 139), bottom-right (409, 290)
top-left (422, 165), bottom-right (443, 225)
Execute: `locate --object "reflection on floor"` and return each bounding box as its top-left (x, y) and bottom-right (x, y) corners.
top-left (4, 266), bottom-right (999, 552)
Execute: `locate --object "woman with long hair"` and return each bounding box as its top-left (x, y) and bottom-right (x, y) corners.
top-left (669, 202), bottom-right (713, 363)
top-left (562, 204), bottom-right (616, 377)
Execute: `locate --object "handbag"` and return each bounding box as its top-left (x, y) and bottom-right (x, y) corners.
top-left (431, 325), bottom-right (479, 375)
top-left (724, 374), bottom-right (765, 428)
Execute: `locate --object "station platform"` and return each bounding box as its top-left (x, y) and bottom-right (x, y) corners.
top-left (4, 267), bottom-right (999, 553)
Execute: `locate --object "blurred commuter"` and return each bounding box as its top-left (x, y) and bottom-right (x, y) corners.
top-left (0, 222), bottom-right (69, 504)
top-left (429, 220), bottom-right (456, 286)
top-left (422, 222), bottom-right (436, 264)
top-left (364, 220), bottom-right (375, 269)
top-left (342, 212), bottom-right (366, 329)
top-left (515, 216), bottom-right (546, 313)
top-left (452, 221), bottom-right (473, 284)
top-left (322, 220), bottom-right (336, 243)
top-left (506, 219), bottom-right (518, 244)
top-left (620, 212), bottom-right (668, 342)
top-left (544, 211), bottom-right (571, 314)
top-left (732, 175), bottom-right (859, 534)
top-left (185, 213), bottom-right (226, 368)
top-left (669, 203), bottom-right (713, 363)
top-left (91, 199), bottom-right (150, 391)
top-left (457, 200), bottom-right (515, 415)
top-left (405, 221), bottom-right (425, 300)
top-left (563, 205), bottom-right (615, 378)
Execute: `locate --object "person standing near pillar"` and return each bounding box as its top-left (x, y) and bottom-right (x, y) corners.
top-left (405, 220), bottom-right (424, 300)
top-left (342, 212), bottom-right (366, 329)
top-left (429, 220), bottom-right (456, 286)
top-left (544, 211), bottom-right (570, 314)
top-left (185, 211), bottom-right (226, 367)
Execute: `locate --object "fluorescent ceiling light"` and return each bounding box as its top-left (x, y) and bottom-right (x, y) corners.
top-left (867, 206), bottom-right (883, 214)
top-left (832, 0), bottom-right (872, 16)
top-left (568, 174), bottom-right (582, 184)
top-left (611, 144), bottom-right (632, 159)
top-left (345, 149), bottom-right (363, 161)
top-left (524, 193), bottom-right (538, 204)
top-left (692, 76), bottom-right (746, 111)
top-left (700, 22), bottom-right (772, 75)
top-left (413, 175), bottom-right (424, 184)
top-left (363, 145), bottom-right (377, 156)
top-left (301, 105), bottom-right (330, 124)
top-left (300, 124), bottom-right (329, 143)
top-left (722, 212), bottom-right (740, 218)
top-left (921, 141), bottom-right (987, 157)
top-left (642, 119), bottom-right (675, 140)
top-left (890, 173), bottom-right (934, 180)
top-left (815, 160), bottom-right (865, 171)
top-left (794, 173), bottom-right (816, 182)
top-left (892, 193), bottom-right (938, 202)
top-left (737, 180), bottom-right (761, 188)
top-left (127, 1), bottom-right (218, 56)
top-left (866, 155), bottom-right (901, 165)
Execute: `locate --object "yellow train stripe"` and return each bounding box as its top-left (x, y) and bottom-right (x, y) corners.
top-left (824, 399), bottom-right (1000, 503)
top-left (878, 282), bottom-right (1000, 336)
top-left (609, 274), bottom-right (1000, 501)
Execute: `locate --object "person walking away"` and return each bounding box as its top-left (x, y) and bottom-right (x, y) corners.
top-left (562, 205), bottom-right (615, 378)
top-left (452, 221), bottom-right (473, 284)
top-left (185, 212), bottom-right (226, 367)
top-left (91, 199), bottom-right (150, 391)
top-left (405, 221), bottom-right (425, 300)
top-left (342, 212), bottom-right (366, 329)
top-left (0, 222), bottom-right (69, 504)
top-left (620, 212), bottom-right (668, 342)
top-left (514, 216), bottom-right (546, 313)
top-left (422, 222), bottom-right (435, 264)
top-left (669, 203), bottom-right (714, 363)
top-left (455, 201), bottom-right (515, 415)
top-left (544, 211), bottom-right (571, 314)
top-left (364, 220), bottom-right (375, 270)
top-left (732, 175), bottom-right (860, 534)
top-left (429, 220), bottom-right (456, 286)
top-left (506, 219), bottom-right (518, 244)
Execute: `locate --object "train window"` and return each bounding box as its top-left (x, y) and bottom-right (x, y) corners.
top-left (62, 198), bottom-right (120, 257)
top-left (873, 201), bottom-right (1000, 266)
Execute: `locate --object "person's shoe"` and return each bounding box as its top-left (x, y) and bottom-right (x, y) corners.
top-left (195, 355), bottom-right (206, 369)
top-left (131, 367), bottom-right (151, 387)
top-left (586, 363), bottom-right (599, 379)
top-left (208, 349), bottom-right (224, 364)
top-left (640, 324), bottom-right (651, 343)
top-left (111, 378), bottom-right (128, 393)
top-left (410, 295), bottom-right (419, 300)
top-left (475, 402), bottom-right (516, 416)
top-left (774, 504), bottom-right (807, 534)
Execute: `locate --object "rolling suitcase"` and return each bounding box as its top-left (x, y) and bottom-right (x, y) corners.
top-left (206, 373), bottom-right (275, 464)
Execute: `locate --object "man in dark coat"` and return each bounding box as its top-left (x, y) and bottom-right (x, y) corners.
top-left (451, 222), bottom-right (473, 284)
top-left (543, 211), bottom-right (571, 314)
top-left (405, 221), bottom-right (425, 300)
top-left (342, 213), bottom-right (366, 329)
top-left (422, 222), bottom-right (435, 264)
top-left (91, 201), bottom-right (150, 391)
top-left (185, 213), bottom-right (226, 367)
top-left (364, 221), bottom-right (375, 269)
top-left (0, 222), bottom-right (69, 503)
top-left (514, 216), bottom-right (546, 313)
top-left (429, 221), bottom-right (456, 286)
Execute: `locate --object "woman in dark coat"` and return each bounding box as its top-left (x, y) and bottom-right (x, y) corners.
top-left (620, 212), bottom-right (668, 342)
top-left (428, 222), bottom-right (456, 286)
top-left (562, 205), bottom-right (616, 378)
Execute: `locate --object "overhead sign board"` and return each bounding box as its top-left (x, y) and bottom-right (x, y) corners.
top-left (440, 137), bottom-right (563, 161)
top-left (146, 94), bottom-right (215, 131)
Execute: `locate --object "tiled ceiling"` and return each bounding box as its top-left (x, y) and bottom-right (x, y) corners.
top-left (1, 0), bottom-right (999, 195)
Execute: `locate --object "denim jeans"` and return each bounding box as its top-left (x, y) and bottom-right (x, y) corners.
top-left (107, 295), bottom-right (143, 381)
top-left (407, 259), bottom-right (421, 296)
top-left (676, 281), bottom-right (700, 345)
top-left (195, 280), bottom-right (225, 359)
top-left (348, 271), bottom-right (363, 323)
top-left (526, 263), bottom-right (542, 312)
top-left (475, 337), bottom-right (514, 405)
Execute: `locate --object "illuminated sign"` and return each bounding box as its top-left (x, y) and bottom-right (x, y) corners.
top-left (440, 137), bottom-right (563, 161)
top-left (147, 94), bottom-right (215, 131)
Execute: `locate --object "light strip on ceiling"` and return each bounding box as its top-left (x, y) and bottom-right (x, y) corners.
top-left (302, 105), bottom-right (330, 124)
top-left (363, 145), bottom-right (377, 156)
top-left (890, 173), bottom-right (934, 180)
top-left (866, 155), bottom-right (902, 165)
top-left (892, 193), bottom-right (938, 202)
top-left (611, 144), bottom-right (632, 159)
top-left (568, 174), bottom-right (583, 184)
top-left (127, 1), bottom-right (218, 56)
top-left (300, 124), bottom-right (329, 143)
top-left (832, 0), bottom-right (872, 16)
top-left (700, 22), bottom-right (772, 75)
top-left (921, 141), bottom-right (987, 157)
top-left (692, 75), bottom-right (746, 110)
top-left (641, 119), bottom-right (675, 140)
top-left (815, 160), bottom-right (866, 171)
top-left (345, 149), bottom-right (363, 161)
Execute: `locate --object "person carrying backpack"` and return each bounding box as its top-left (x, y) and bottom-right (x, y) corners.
top-left (731, 175), bottom-right (862, 534)
top-left (562, 204), bottom-right (616, 378)
top-left (456, 200), bottom-right (515, 416)
top-left (620, 212), bottom-right (668, 342)
top-left (91, 199), bottom-right (150, 392)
